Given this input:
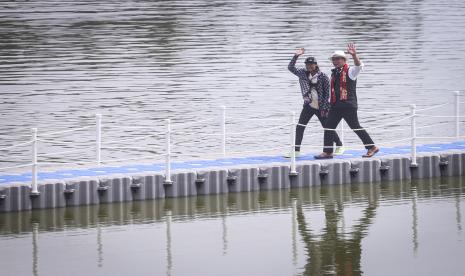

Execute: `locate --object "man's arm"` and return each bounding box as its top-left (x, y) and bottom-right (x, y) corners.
top-left (347, 43), bottom-right (364, 80)
top-left (288, 48), bottom-right (307, 78)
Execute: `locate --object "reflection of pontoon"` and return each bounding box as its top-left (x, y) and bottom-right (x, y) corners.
top-left (1, 177), bottom-right (462, 276)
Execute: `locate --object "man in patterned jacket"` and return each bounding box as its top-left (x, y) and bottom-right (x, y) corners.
top-left (287, 47), bottom-right (343, 158)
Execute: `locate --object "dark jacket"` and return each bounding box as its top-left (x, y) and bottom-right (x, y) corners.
top-left (331, 67), bottom-right (358, 109)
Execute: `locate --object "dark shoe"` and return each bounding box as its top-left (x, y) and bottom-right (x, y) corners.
top-left (314, 152), bottom-right (334, 159)
top-left (362, 146), bottom-right (380, 158)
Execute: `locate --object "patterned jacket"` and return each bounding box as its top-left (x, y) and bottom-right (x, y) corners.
top-left (288, 54), bottom-right (331, 117)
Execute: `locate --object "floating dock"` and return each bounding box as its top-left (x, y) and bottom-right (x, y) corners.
top-left (0, 141), bottom-right (464, 213)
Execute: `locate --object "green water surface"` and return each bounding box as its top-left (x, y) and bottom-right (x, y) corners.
top-left (1, 176), bottom-right (464, 276)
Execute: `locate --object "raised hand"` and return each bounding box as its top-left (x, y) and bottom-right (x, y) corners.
top-left (295, 48), bottom-right (305, 56)
top-left (347, 42), bottom-right (361, 66)
top-left (347, 43), bottom-right (357, 56)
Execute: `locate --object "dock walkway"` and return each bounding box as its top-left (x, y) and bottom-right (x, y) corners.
top-left (1, 141), bottom-right (464, 212)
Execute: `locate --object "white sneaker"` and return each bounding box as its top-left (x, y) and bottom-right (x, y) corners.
top-left (334, 146), bottom-right (345, 155)
top-left (284, 151), bottom-right (301, 158)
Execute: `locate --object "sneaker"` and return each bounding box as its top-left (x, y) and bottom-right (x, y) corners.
top-left (334, 146), bottom-right (345, 155)
top-left (284, 151), bottom-right (301, 158)
top-left (314, 152), bottom-right (334, 159)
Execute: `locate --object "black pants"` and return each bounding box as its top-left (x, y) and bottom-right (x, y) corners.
top-left (323, 107), bottom-right (374, 154)
top-left (296, 104), bottom-right (342, 151)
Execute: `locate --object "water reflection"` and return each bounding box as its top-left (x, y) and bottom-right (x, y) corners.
top-left (0, 176), bottom-right (463, 275)
top-left (411, 187), bottom-right (419, 255)
top-left (97, 222), bottom-right (103, 268)
top-left (32, 222), bottom-right (39, 276)
top-left (166, 210), bottom-right (172, 276)
top-left (295, 196), bottom-right (377, 275)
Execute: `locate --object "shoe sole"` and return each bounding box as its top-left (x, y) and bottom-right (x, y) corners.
top-left (314, 156), bottom-right (333, 159)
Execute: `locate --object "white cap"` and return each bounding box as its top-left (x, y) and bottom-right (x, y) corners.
top-left (330, 50), bottom-right (348, 60)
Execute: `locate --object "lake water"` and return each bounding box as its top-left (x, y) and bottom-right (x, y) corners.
top-left (1, 0), bottom-right (465, 172)
top-left (0, 176), bottom-right (463, 276)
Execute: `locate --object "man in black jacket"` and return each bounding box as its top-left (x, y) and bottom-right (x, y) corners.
top-left (314, 43), bottom-right (379, 159)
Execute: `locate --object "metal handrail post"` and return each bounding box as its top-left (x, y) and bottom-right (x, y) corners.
top-left (221, 106), bottom-right (226, 157)
top-left (455, 91), bottom-right (460, 140)
top-left (340, 120), bottom-right (345, 145)
top-left (164, 119), bottom-right (173, 184)
top-left (410, 104), bottom-right (417, 167)
top-left (31, 128), bottom-right (39, 195)
top-left (96, 114), bottom-right (102, 165)
top-left (289, 111), bottom-right (298, 176)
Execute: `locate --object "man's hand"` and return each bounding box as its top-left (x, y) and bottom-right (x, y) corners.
top-left (295, 48), bottom-right (305, 56)
top-left (347, 43), bottom-right (361, 66)
top-left (347, 43), bottom-right (357, 56)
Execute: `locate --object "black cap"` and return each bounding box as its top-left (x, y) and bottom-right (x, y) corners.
top-left (305, 57), bottom-right (317, 64)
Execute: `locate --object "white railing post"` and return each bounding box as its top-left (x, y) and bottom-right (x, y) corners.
top-left (96, 114), bottom-right (102, 165)
top-left (31, 128), bottom-right (39, 195)
top-left (340, 120), bottom-right (345, 146)
top-left (221, 106), bottom-right (226, 157)
top-left (164, 119), bottom-right (173, 185)
top-left (289, 111), bottom-right (298, 176)
top-left (410, 104), bottom-right (417, 167)
top-left (455, 91), bottom-right (460, 140)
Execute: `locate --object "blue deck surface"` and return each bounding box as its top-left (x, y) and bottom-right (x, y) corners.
top-left (1, 141), bottom-right (465, 185)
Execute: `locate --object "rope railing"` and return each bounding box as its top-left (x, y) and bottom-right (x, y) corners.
top-left (101, 146), bottom-right (164, 151)
top-left (416, 114), bottom-right (465, 118)
top-left (227, 123), bottom-right (291, 136)
top-left (217, 145), bottom-right (291, 156)
top-left (229, 117), bottom-right (288, 123)
top-left (0, 163), bottom-right (34, 171)
top-left (170, 117), bottom-right (218, 129)
top-left (102, 125), bottom-right (160, 130)
top-left (39, 126), bottom-right (93, 137)
top-left (370, 127), bottom-right (410, 133)
top-left (39, 148), bottom-right (91, 157)
top-left (286, 136), bottom-right (412, 151)
top-left (171, 129), bottom-right (223, 136)
top-left (356, 115), bottom-right (414, 131)
top-left (357, 110), bottom-right (410, 115)
top-left (0, 91), bottom-right (463, 191)
top-left (37, 138), bottom-right (92, 146)
top-left (295, 115), bottom-right (414, 132)
top-left (38, 160), bottom-right (97, 167)
top-left (0, 134), bottom-right (34, 140)
top-left (100, 154), bottom-right (167, 165)
top-left (416, 136), bottom-right (461, 140)
top-left (170, 151), bottom-right (224, 159)
top-left (294, 115), bottom-right (413, 132)
top-left (102, 134), bottom-right (158, 145)
top-left (415, 102), bottom-right (450, 112)
top-left (225, 135), bottom-right (290, 143)
top-left (0, 140), bottom-right (33, 152)
top-left (416, 121), bottom-right (449, 130)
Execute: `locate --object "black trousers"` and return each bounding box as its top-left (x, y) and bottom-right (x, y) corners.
top-left (323, 107), bottom-right (374, 154)
top-left (296, 104), bottom-right (342, 151)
